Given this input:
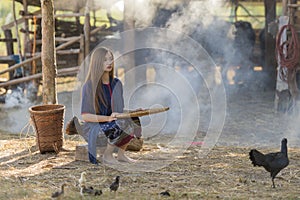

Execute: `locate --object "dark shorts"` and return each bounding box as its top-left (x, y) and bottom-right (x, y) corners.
top-left (81, 117), bottom-right (142, 148)
top-left (103, 117), bottom-right (141, 147)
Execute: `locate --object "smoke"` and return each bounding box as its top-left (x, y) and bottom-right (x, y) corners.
top-left (132, 1), bottom-right (157, 27)
top-left (4, 87), bottom-right (29, 108)
top-left (108, 0), bottom-right (286, 149)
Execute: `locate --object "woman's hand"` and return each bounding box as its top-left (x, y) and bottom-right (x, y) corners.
top-left (107, 112), bottom-right (119, 122)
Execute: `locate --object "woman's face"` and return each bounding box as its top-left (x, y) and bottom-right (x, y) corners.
top-left (103, 51), bottom-right (114, 72)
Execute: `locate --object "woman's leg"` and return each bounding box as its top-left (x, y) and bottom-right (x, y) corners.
top-left (87, 126), bottom-right (100, 164)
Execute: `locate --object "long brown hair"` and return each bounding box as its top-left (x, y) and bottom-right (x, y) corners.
top-left (84, 47), bottom-right (115, 113)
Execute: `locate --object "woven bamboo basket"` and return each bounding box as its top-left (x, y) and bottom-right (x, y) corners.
top-left (29, 104), bottom-right (65, 154)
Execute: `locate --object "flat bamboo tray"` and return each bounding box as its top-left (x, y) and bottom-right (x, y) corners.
top-left (116, 107), bottom-right (169, 118)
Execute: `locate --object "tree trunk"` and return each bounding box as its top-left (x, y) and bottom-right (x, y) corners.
top-left (41, 0), bottom-right (57, 104)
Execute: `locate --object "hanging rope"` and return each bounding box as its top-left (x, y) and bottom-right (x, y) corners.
top-left (19, 118), bottom-right (36, 139)
top-left (276, 24), bottom-right (300, 81)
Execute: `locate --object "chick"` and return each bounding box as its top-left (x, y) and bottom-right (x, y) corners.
top-left (78, 172), bottom-right (87, 188)
top-left (51, 183), bottom-right (67, 200)
top-left (81, 186), bottom-right (94, 195)
top-left (80, 186), bottom-right (103, 196)
top-left (109, 176), bottom-right (120, 192)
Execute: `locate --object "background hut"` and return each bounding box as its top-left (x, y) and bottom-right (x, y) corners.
top-left (0, 0), bottom-right (299, 113)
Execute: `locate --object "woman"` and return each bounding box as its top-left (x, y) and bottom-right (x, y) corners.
top-left (80, 47), bottom-right (141, 165)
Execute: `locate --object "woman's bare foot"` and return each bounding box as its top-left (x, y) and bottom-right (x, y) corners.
top-left (102, 154), bottom-right (119, 164)
top-left (117, 153), bottom-right (136, 163)
top-left (118, 156), bottom-right (136, 163)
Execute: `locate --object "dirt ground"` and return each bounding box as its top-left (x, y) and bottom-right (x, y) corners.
top-left (1, 80), bottom-right (300, 199)
top-left (0, 132), bottom-right (300, 200)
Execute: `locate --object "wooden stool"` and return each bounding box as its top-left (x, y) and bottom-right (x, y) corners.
top-left (75, 144), bottom-right (106, 162)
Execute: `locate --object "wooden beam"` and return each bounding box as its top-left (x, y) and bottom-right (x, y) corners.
top-left (0, 38), bottom-right (17, 42)
top-left (288, 3), bottom-right (300, 8)
top-left (25, 49), bottom-right (80, 57)
top-left (1, 10), bottom-right (41, 31)
top-left (0, 67), bottom-right (79, 88)
top-left (22, 13), bottom-right (85, 19)
top-left (0, 56), bottom-right (15, 64)
top-left (1, 11), bottom-right (85, 31)
top-left (0, 55), bottom-right (40, 75)
top-left (53, 24), bottom-right (106, 51)
top-left (0, 24), bottom-right (106, 76)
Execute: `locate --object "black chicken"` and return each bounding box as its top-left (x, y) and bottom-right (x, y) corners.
top-left (249, 138), bottom-right (289, 188)
top-left (109, 176), bottom-right (120, 192)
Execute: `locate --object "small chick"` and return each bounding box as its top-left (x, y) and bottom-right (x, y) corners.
top-left (79, 172), bottom-right (87, 188)
top-left (80, 186), bottom-right (103, 196)
top-left (81, 186), bottom-right (94, 194)
top-left (109, 176), bottom-right (120, 192)
top-left (51, 183), bottom-right (67, 199)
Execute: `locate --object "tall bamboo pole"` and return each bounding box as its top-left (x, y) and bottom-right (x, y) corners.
top-left (41, 0), bottom-right (57, 104)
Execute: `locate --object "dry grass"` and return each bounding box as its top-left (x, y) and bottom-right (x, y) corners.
top-left (1, 132), bottom-right (300, 200)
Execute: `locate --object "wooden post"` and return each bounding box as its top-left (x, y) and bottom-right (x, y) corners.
top-left (41, 0), bottom-right (57, 104)
top-left (4, 30), bottom-right (15, 80)
top-left (84, 10), bottom-right (91, 57)
top-left (22, 0), bottom-right (30, 60)
top-left (264, 0), bottom-right (277, 90)
top-left (282, 0), bottom-right (288, 16)
top-left (123, 0), bottom-right (136, 89)
top-left (78, 34), bottom-right (84, 66)
top-left (289, 0), bottom-right (298, 25)
top-left (93, 10), bottom-right (96, 27)
top-left (0, 67), bottom-right (79, 88)
top-left (78, 34), bottom-right (86, 82)
top-left (4, 30), bottom-right (14, 55)
top-left (13, 0), bottom-right (23, 66)
top-left (288, 0), bottom-right (299, 109)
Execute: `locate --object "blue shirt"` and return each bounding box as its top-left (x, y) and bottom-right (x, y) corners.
top-left (81, 78), bottom-right (124, 116)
